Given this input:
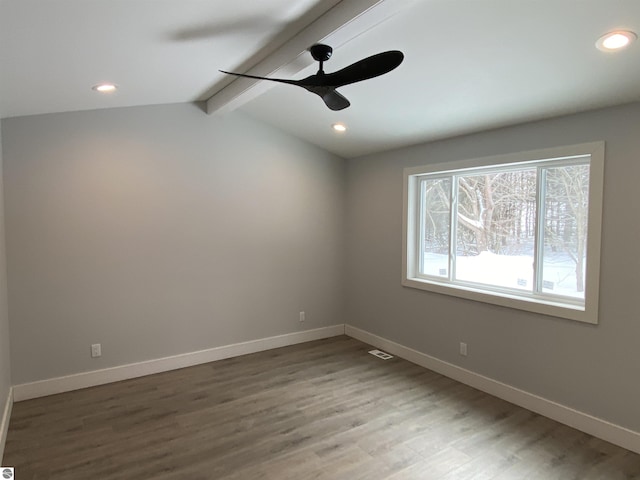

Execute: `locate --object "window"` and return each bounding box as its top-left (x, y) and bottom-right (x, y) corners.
top-left (403, 142), bottom-right (604, 324)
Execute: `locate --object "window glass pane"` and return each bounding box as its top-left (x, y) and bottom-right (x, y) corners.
top-left (541, 164), bottom-right (589, 299)
top-left (420, 177), bottom-right (450, 277)
top-left (454, 169), bottom-right (537, 291)
top-left (404, 144), bottom-right (601, 322)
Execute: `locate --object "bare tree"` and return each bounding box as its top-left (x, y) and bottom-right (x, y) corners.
top-left (421, 164), bottom-right (589, 293)
top-left (456, 171), bottom-right (536, 255)
top-left (543, 165), bottom-right (589, 292)
top-left (423, 179), bottom-right (451, 254)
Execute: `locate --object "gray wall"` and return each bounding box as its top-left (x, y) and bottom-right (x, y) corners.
top-left (3, 98), bottom-right (639, 434)
top-left (346, 102), bottom-right (640, 432)
top-left (2, 103), bottom-right (346, 385)
top-left (0, 125), bottom-right (12, 416)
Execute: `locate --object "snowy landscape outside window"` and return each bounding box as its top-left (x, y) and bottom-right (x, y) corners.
top-left (402, 143), bottom-right (604, 324)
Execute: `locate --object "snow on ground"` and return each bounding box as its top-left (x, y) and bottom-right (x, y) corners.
top-left (423, 251), bottom-right (583, 299)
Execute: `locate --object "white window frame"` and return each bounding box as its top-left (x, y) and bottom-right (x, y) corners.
top-left (402, 142), bottom-right (604, 324)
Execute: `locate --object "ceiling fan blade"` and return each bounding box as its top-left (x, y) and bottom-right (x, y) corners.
top-left (219, 70), bottom-right (301, 86)
top-left (321, 50), bottom-right (404, 88)
top-left (222, 69), bottom-right (350, 110)
top-left (322, 90), bottom-right (350, 111)
top-left (298, 85), bottom-right (350, 110)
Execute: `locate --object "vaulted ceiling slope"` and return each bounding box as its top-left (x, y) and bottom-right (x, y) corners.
top-left (1, 0), bottom-right (640, 158)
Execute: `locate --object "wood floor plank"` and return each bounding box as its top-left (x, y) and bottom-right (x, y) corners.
top-left (3, 336), bottom-right (639, 479)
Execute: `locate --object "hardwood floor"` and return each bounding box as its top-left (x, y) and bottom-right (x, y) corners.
top-left (4, 336), bottom-right (640, 479)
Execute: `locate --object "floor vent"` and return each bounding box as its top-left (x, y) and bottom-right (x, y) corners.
top-left (368, 349), bottom-right (394, 360)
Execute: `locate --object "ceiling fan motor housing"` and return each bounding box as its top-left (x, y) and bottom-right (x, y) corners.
top-left (309, 44), bottom-right (333, 62)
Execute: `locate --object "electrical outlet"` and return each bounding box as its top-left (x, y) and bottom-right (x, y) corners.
top-left (299, 311), bottom-right (305, 322)
top-left (459, 342), bottom-right (468, 356)
top-left (91, 343), bottom-right (102, 358)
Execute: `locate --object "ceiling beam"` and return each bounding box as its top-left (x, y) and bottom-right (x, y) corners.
top-left (205, 0), bottom-right (416, 115)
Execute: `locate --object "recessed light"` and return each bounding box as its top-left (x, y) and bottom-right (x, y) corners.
top-left (332, 123), bottom-right (347, 132)
top-left (596, 30), bottom-right (637, 51)
top-left (92, 83), bottom-right (118, 93)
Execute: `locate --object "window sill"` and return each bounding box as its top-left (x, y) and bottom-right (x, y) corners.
top-left (402, 276), bottom-right (596, 324)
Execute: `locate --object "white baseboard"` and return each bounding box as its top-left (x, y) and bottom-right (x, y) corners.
top-left (345, 324), bottom-right (640, 455)
top-left (13, 325), bottom-right (345, 402)
top-left (12, 323), bottom-right (638, 455)
top-left (0, 387), bottom-right (13, 463)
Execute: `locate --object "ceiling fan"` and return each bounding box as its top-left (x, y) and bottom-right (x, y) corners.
top-left (219, 44), bottom-right (404, 111)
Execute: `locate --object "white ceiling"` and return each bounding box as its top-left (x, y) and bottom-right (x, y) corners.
top-left (2, 0), bottom-right (640, 158)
